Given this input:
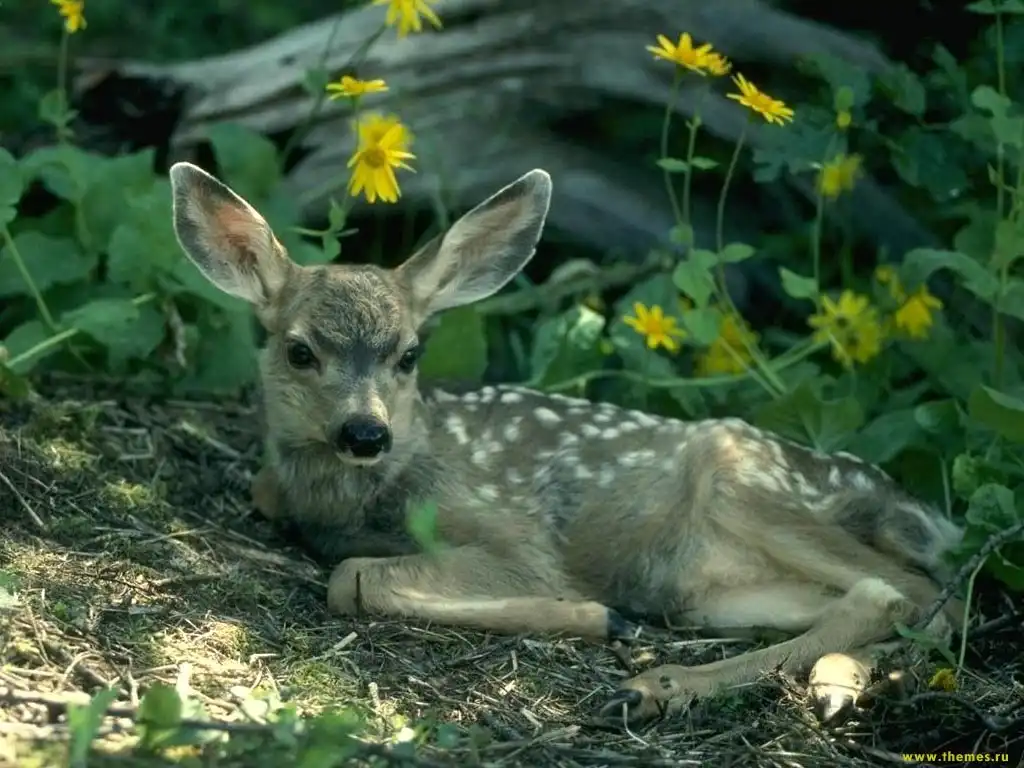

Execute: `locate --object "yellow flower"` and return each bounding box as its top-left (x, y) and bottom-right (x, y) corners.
top-left (836, 109), bottom-right (852, 130)
top-left (894, 284), bottom-right (943, 340)
top-left (373, 0), bottom-right (442, 38)
top-left (874, 265), bottom-right (906, 303)
top-left (347, 117), bottom-right (416, 204)
top-left (703, 52), bottom-right (733, 77)
top-left (808, 290), bottom-right (885, 369)
top-left (695, 311), bottom-right (760, 376)
top-left (354, 112), bottom-right (413, 150)
top-left (51, 0), bottom-right (86, 33)
top-left (819, 154), bottom-right (862, 200)
top-left (928, 668), bottom-right (957, 692)
top-left (326, 75), bottom-right (389, 99)
top-left (645, 33), bottom-right (716, 75)
top-left (623, 302), bottom-right (687, 353)
top-left (727, 73), bottom-right (794, 126)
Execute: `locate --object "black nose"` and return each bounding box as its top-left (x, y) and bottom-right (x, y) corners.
top-left (334, 415), bottom-right (392, 458)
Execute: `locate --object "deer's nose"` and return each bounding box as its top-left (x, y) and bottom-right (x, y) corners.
top-left (334, 415), bottom-right (392, 458)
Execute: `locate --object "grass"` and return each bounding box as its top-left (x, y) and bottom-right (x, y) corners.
top-left (0, 375), bottom-right (1021, 766)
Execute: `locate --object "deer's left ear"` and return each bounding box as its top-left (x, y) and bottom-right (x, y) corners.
top-left (396, 169), bottom-right (552, 319)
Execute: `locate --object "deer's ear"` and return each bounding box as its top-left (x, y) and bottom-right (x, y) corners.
top-left (397, 169), bottom-right (552, 319)
top-left (169, 162), bottom-right (293, 306)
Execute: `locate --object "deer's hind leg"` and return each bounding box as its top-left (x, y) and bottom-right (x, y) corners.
top-left (327, 545), bottom-right (637, 640)
top-left (598, 576), bottom-right (939, 726)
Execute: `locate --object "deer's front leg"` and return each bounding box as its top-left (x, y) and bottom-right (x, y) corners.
top-left (327, 547), bottom-right (637, 641)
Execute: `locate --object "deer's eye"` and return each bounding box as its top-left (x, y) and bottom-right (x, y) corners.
top-left (286, 341), bottom-right (317, 369)
top-left (396, 345), bottom-right (422, 374)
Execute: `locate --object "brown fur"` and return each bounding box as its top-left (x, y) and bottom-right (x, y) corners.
top-left (168, 162), bottom-right (966, 726)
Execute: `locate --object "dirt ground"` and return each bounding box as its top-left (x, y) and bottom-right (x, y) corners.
top-left (0, 375), bottom-right (1021, 767)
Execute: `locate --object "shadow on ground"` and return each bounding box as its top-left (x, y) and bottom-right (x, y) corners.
top-left (0, 376), bottom-right (1021, 766)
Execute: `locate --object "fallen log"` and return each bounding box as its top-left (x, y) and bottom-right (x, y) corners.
top-left (72, 0), bottom-right (935, 259)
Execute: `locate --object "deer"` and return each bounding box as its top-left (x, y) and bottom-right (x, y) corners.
top-left (167, 161), bottom-right (965, 727)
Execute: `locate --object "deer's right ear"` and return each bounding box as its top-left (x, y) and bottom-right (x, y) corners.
top-left (169, 162), bottom-right (292, 306)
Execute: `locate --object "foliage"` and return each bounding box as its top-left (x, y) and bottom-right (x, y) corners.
top-left (2, 0), bottom-right (1024, 760)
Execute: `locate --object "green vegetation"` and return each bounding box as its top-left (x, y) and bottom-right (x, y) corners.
top-left (1, 0), bottom-right (1023, 764)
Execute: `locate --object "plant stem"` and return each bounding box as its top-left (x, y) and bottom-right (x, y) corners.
top-left (712, 122), bottom-right (785, 396)
top-left (1, 226), bottom-right (58, 332)
top-left (659, 70), bottom-right (686, 229)
top-left (810, 135), bottom-right (838, 310)
top-left (545, 339), bottom-right (828, 394)
top-left (992, 7), bottom-right (1008, 388)
top-left (6, 293), bottom-right (157, 372)
top-left (56, 31), bottom-right (71, 142)
top-left (281, 21), bottom-right (386, 167)
top-left (681, 108), bottom-right (703, 240)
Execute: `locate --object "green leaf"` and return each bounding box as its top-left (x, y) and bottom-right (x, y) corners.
top-left (914, 398), bottom-right (962, 436)
top-left (530, 305), bottom-right (605, 386)
top-left (21, 144), bottom-right (101, 204)
top-left (137, 683), bottom-right (183, 753)
top-left (879, 64), bottom-right (926, 116)
top-left (833, 85), bottom-right (855, 113)
top-left (62, 298), bottom-right (141, 351)
top-left (754, 380), bottom-right (864, 452)
top-left (0, 362), bottom-right (30, 399)
top-left (719, 242), bottom-right (755, 263)
top-left (778, 267), bottom-right (818, 300)
top-left (0, 148), bottom-right (23, 226)
top-left (971, 85), bottom-right (1024, 149)
top-left (690, 156), bottom-right (719, 170)
top-left (672, 251), bottom-right (717, 308)
top-left (968, 384), bottom-right (1024, 443)
top-left (656, 157), bottom-right (690, 173)
top-left (418, 306), bottom-right (488, 383)
top-left (669, 224), bottom-right (694, 248)
top-left (68, 687), bottom-right (119, 768)
top-left (0, 231), bottom-right (96, 297)
top-left (177, 307), bottom-right (259, 394)
top-left (961, 483), bottom-right (1024, 590)
top-left (406, 500), bottom-right (446, 554)
top-left (844, 408), bottom-right (926, 465)
top-left (997, 278), bottom-right (1024, 321)
top-left (890, 127), bottom-right (970, 201)
top-left (206, 123), bottom-right (282, 202)
top-left (79, 149), bottom-right (158, 252)
top-left (900, 248), bottom-right (999, 303)
top-left (681, 306), bottom-right (722, 346)
top-left (966, 0), bottom-right (1024, 12)
top-left (2, 320), bottom-right (54, 374)
top-left (106, 181), bottom-right (180, 290)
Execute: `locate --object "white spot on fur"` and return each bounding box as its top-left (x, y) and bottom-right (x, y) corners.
top-left (462, 392), bottom-right (479, 404)
top-left (472, 448), bottom-right (490, 467)
top-left (633, 412), bottom-right (662, 428)
top-left (574, 465), bottom-right (594, 480)
top-left (445, 415), bottom-right (470, 445)
top-left (507, 468), bottom-right (523, 484)
top-left (534, 407), bottom-right (562, 425)
top-left (661, 458), bottom-right (675, 472)
top-left (581, 423), bottom-right (601, 438)
top-left (592, 412), bottom-right (612, 423)
top-left (619, 421), bottom-right (639, 433)
top-left (828, 466), bottom-right (842, 486)
top-left (503, 419), bottom-right (521, 442)
top-left (617, 450), bottom-right (654, 468)
top-left (836, 451), bottom-right (864, 464)
top-left (851, 471), bottom-right (875, 491)
top-left (601, 428), bottom-right (620, 440)
top-left (500, 391), bottom-right (523, 404)
top-left (477, 484), bottom-right (499, 502)
top-left (559, 432), bottom-right (579, 447)
top-left (433, 390), bottom-right (457, 402)
top-left (598, 467), bottom-right (616, 487)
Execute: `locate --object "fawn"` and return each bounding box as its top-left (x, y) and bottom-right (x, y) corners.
top-left (168, 161), bottom-right (964, 726)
